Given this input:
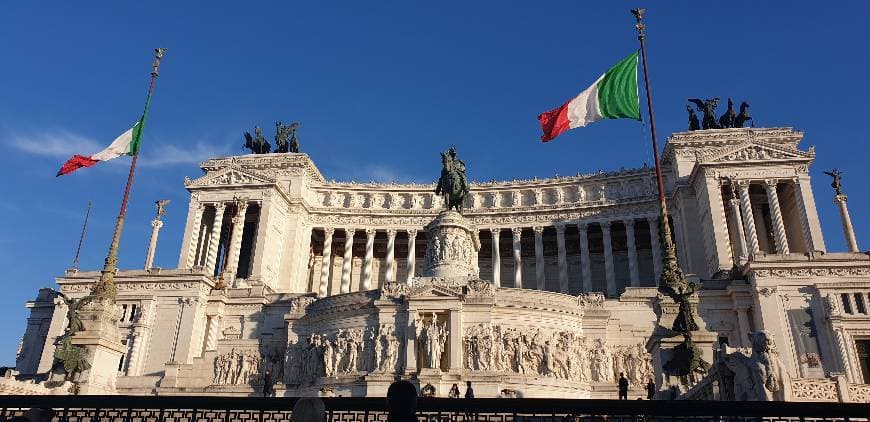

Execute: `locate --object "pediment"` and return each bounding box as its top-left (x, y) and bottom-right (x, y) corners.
top-left (701, 140), bottom-right (813, 163)
top-left (184, 165), bottom-right (276, 188)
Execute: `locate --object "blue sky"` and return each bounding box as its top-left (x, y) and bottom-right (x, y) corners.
top-left (1, 1), bottom-right (868, 365)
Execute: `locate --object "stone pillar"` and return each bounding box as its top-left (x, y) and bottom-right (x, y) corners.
top-left (70, 300), bottom-right (125, 394)
top-left (406, 229), bottom-right (418, 284)
top-left (144, 219), bottom-right (164, 270)
top-left (448, 309), bottom-right (462, 372)
top-left (512, 227), bottom-right (523, 287)
top-left (405, 310), bottom-right (418, 375)
top-left (737, 181), bottom-right (760, 258)
top-left (791, 176), bottom-right (826, 253)
top-left (764, 180), bottom-right (790, 254)
top-left (555, 224), bottom-right (569, 293)
top-left (385, 229), bottom-right (397, 283)
top-left (735, 307), bottom-right (751, 347)
top-left (205, 315), bottom-right (221, 351)
top-left (184, 203), bottom-right (204, 269)
top-left (341, 229), bottom-right (356, 293)
top-left (835, 195), bottom-right (860, 252)
top-left (204, 203), bottom-right (226, 277)
top-left (647, 217), bottom-right (663, 282)
top-left (578, 223), bottom-right (592, 292)
top-left (533, 226), bottom-right (545, 291)
top-left (490, 228), bottom-right (501, 287)
top-left (834, 327), bottom-right (856, 383)
top-left (362, 229), bottom-right (376, 290)
top-left (624, 219), bottom-right (640, 288)
top-left (224, 200), bottom-right (250, 282)
top-left (601, 222), bottom-right (616, 297)
top-left (319, 227), bottom-right (335, 297)
top-left (728, 197), bottom-right (748, 261)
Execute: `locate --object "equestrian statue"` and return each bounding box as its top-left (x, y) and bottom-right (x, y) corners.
top-left (435, 146), bottom-right (469, 213)
top-left (243, 126), bottom-right (271, 154)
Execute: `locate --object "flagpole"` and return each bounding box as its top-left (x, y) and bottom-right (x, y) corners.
top-left (630, 9), bottom-right (684, 289)
top-left (71, 200), bottom-right (92, 271)
top-left (90, 48), bottom-right (166, 302)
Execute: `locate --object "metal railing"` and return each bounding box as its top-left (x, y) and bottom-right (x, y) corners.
top-left (1, 396), bottom-right (868, 422)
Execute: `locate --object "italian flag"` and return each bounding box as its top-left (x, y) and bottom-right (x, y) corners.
top-left (538, 51), bottom-right (641, 142)
top-left (56, 119), bottom-right (145, 176)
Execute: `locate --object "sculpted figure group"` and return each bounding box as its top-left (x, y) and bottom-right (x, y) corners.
top-left (213, 349), bottom-right (265, 385)
top-left (285, 325), bottom-right (405, 385)
top-left (721, 330), bottom-right (791, 401)
top-left (686, 98), bottom-right (752, 131)
top-left (424, 232), bottom-right (474, 268)
top-left (463, 324), bottom-right (653, 385)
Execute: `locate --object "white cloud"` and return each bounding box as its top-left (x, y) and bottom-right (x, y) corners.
top-left (6, 130), bottom-right (101, 159)
top-left (138, 140), bottom-right (233, 167)
top-left (5, 128), bottom-right (232, 168)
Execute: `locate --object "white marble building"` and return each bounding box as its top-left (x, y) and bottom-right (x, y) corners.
top-left (11, 127), bottom-right (870, 400)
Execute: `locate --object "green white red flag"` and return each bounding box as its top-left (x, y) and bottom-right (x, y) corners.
top-left (56, 118), bottom-right (145, 176)
top-left (538, 51), bottom-right (641, 142)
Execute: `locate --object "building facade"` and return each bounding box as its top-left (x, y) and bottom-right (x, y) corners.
top-left (11, 127), bottom-right (870, 400)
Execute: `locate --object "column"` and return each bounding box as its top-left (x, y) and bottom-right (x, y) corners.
top-left (490, 228), bottom-right (501, 287)
top-left (205, 315), bottom-right (221, 351)
top-left (448, 310), bottom-right (462, 372)
top-left (125, 329), bottom-right (144, 374)
top-left (728, 196), bottom-right (748, 261)
top-left (224, 200), bottom-right (250, 282)
top-left (737, 181), bottom-right (760, 258)
top-left (533, 226), bottom-right (545, 291)
top-left (184, 203), bottom-right (204, 269)
top-left (406, 229), bottom-right (418, 285)
top-left (835, 195), bottom-right (860, 252)
top-left (791, 177), bottom-right (826, 253)
top-left (601, 222), bottom-right (616, 297)
top-left (512, 228), bottom-right (523, 288)
top-left (362, 229), bottom-right (375, 290)
top-left (144, 219), bottom-right (164, 269)
top-left (624, 219), bottom-right (640, 288)
top-left (647, 217), bottom-right (663, 282)
top-left (341, 229), bottom-right (356, 293)
top-left (764, 180), bottom-right (790, 254)
top-left (318, 227), bottom-right (335, 297)
top-left (735, 307), bottom-right (751, 347)
top-left (405, 310), bottom-right (418, 375)
top-left (555, 224), bottom-right (569, 293)
top-left (205, 203), bottom-right (226, 277)
top-left (834, 327), bottom-right (856, 383)
top-left (578, 223), bottom-right (592, 292)
top-left (385, 229), bottom-right (397, 283)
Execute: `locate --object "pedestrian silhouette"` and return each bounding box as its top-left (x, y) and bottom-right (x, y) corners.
top-left (618, 373), bottom-right (629, 400)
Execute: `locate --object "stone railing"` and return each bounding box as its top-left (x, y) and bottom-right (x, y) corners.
top-left (681, 371), bottom-right (869, 403)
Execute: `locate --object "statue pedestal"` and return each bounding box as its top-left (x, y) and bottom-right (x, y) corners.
top-left (646, 281), bottom-right (717, 398)
top-left (69, 299), bottom-right (125, 395)
top-left (422, 211), bottom-right (480, 279)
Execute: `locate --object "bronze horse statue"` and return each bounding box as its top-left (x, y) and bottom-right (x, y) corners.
top-left (435, 147), bottom-right (469, 213)
top-left (244, 126), bottom-right (271, 154)
top-left (734, 102), bottom-right (752, 128)
top-left (718, 98), bottom-right (736, 128)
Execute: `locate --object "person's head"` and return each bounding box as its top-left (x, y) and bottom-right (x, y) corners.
top-left (466, 381), bottom-right (471, 387)
top-left (23, 408), bottom-right (55, 422)
top-left (292, 397), bottom-right (325, 422)
top-left (387, 380), bottom-right (418, 422)
top-left (452, 383), bottom-right (458, 389)
top-left (620, 372), bottom-right (625, 378)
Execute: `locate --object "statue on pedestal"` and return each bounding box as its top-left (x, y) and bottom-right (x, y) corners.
top-left (275, 121), bottom-right (301, 153)
top-left (824, 169), bottom-right (843, 196)
top-left (244, 126), bottom-right (272, 154)
top-left (435, 146), bottom-right (469, 212)
top-left (688, 98), bottom-right (720, 129)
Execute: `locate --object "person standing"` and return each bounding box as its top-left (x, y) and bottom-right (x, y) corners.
top-left (387, 380), bottom-right (418, 422)
top-left (618, 373), bottom-right (629, 400)
top-left (645, 379), bottom-right (656, 400)
top-left (263, 370), bottom-right (274, 397)
top-left (464, 381), bottom-right (475, 399)
top-left (449, 383), bottom-right (460, 398)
